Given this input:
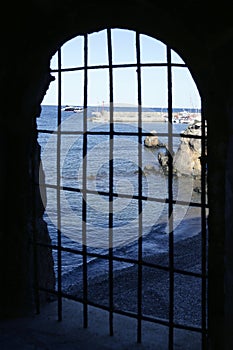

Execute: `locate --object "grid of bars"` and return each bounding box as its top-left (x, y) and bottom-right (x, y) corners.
top-left (35, 29), bottom-right (208, 349)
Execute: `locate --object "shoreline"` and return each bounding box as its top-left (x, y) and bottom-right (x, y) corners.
top-left (66, 229), bottom-right (205, 328)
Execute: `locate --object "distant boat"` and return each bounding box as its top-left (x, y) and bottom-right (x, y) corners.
top-left (178, 115), bottom-right (193, 124)
top-left (73, 107), bottom-right (84, 113)
top-left (164, 112), bottom-right (196, 124)
top-left (61, 105), bottom-right (84, 112)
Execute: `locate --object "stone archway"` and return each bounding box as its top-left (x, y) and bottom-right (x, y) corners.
top-left (2, 2), bottom-right (233, 348)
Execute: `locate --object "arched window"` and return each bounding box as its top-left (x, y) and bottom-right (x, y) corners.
top-left (37, 28), bottom-right (207, 349)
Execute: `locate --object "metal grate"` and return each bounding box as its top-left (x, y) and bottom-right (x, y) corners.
top-left (35, 29), bottom-right (208, 349)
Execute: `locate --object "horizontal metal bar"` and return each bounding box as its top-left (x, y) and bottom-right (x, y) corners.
top-left (50, 62), bottom-right (186, 73)
top-left (38, 129), bottom-right (206, 140)
top-left (35, 241), bottom-right (207, 279)
top-left (38, 286), bottom-right (206, 334)
top-left (40, 182), bottom-right (208, 208)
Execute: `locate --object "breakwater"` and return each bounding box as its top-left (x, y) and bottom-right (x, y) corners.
top-left (91, 111), bottom-right (167, 122)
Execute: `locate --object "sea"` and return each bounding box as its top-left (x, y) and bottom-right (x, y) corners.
top-left (37, 105), bottom-right (202, 287)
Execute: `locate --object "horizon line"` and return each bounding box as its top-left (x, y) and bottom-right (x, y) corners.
top-left (41, 103), bottom-right (201, 110)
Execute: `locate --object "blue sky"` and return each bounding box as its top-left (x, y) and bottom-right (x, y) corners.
top-left (42, 29), bottom-right (201, 109)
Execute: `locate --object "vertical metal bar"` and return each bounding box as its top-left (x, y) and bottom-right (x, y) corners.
top-left (32, 117), bottom-right (40, 315)
top-left (136, 31), bottom-right (143, 344)
top-left (167, 46), bottom-right (174, 350)
top-left (107, 28), bottom-right (114, 337)
top-left (57, 47), bottom-right (62, 321)
top-left (201, 109), bottom-right (207, 349)
top-left (82, 33), bottom-right (88, 328)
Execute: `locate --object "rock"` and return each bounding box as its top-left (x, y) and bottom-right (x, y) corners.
top-left (158, 151), bottom-right (169, 175)
top-left (144, 130), bottom-right (166, 148)
top-left (144, 164), bottom-right (156, 171)
top-left (173, 121), bottom-right (206, 177)
top-left (157, 121), bottom-right (207, 193)
top-left (143, 164), bottom-right (161, 175)
top-left (144, 130), bottom-right (159, 147)
top-left (134, 169), bottom-right (147, 176)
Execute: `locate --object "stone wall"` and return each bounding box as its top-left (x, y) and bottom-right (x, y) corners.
top-left (0, 47), bottom-right (55, 317)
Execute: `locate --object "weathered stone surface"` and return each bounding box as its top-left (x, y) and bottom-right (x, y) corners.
top-left (158, 122), bottom-right (207, 179)
top-left (173, 122), bottom-right (206, 177)
top-left (32, 141), bottom-right (56, 303)
top-left (158, 151), bottom-right (169, 175)
top-left (144, 130), bottom-right (166, 148)
top-left (157, 122), bottom-right (207, 195)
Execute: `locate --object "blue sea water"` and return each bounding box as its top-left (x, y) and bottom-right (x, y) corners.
top-left (37, 105), bottom-right (202, 284)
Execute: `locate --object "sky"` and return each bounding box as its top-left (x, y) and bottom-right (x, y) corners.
top-left (42, 29), bottom-right (201, 109)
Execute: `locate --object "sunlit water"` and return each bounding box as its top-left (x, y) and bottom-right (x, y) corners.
top-left (37, 105), bottom-right (202, 282)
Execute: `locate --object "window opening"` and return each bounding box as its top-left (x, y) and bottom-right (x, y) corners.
top-left (36, 29), bottom-right (207, 349)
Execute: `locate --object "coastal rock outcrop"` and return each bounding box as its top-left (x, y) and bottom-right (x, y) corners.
top-left (158, 151), bottom-right (169, 174)
top-left (173, 122), bottom-right (206, 177)
top-left (157, 121), bottom-right (207, 192)
top-left (144, 130), bottom-right (166, 148)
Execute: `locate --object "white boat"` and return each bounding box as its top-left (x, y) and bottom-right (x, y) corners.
top-left (178, 115), bottom-right (193, 124)
top-left (73, 107), bottom-right (84, 113)
top-left (165, 114), bottom-right (193, 124)
top-left (61, 105), bottom-right (84, 112)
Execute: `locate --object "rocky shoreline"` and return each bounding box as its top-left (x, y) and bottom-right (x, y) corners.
top-left (145, 121), bottom-right (207, 193)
